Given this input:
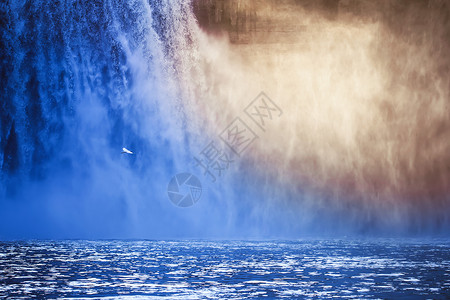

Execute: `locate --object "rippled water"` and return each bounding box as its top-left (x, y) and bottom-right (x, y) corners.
top-left (0, 240), bottom-right (449, 299)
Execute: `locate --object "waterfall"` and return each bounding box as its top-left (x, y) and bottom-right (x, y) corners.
top-left (1, 0), bottom-right (449, 238)
top-left (0, 0), bottom-right (212, 238)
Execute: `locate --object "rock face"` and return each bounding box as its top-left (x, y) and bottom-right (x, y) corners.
top-left (192, 0), bottom-right (359, 43)
top-left (192, 0), bottom-right (450, 44)
top-left (2, 122), bottom-right (19, 174)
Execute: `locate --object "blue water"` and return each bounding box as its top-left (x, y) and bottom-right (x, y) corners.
top-left (0, 240), bottom-right (449, 299)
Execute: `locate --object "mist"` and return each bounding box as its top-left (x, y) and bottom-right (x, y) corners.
top-left (0, 0), bottom-right (449, 239)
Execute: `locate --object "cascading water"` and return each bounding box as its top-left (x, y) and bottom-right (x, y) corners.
top-left (0, 0), bottom-right (214, 238)
top-left (1, 0), bottom-right (449, 239)
top-left (1, 2), bottom-right (450, 298)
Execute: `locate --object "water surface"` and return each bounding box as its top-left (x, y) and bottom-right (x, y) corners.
top-left (0, 239), bottom-right (449, 299)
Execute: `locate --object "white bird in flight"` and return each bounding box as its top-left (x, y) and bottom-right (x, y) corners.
top-left (121, 147), bottom-right (133, 155)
